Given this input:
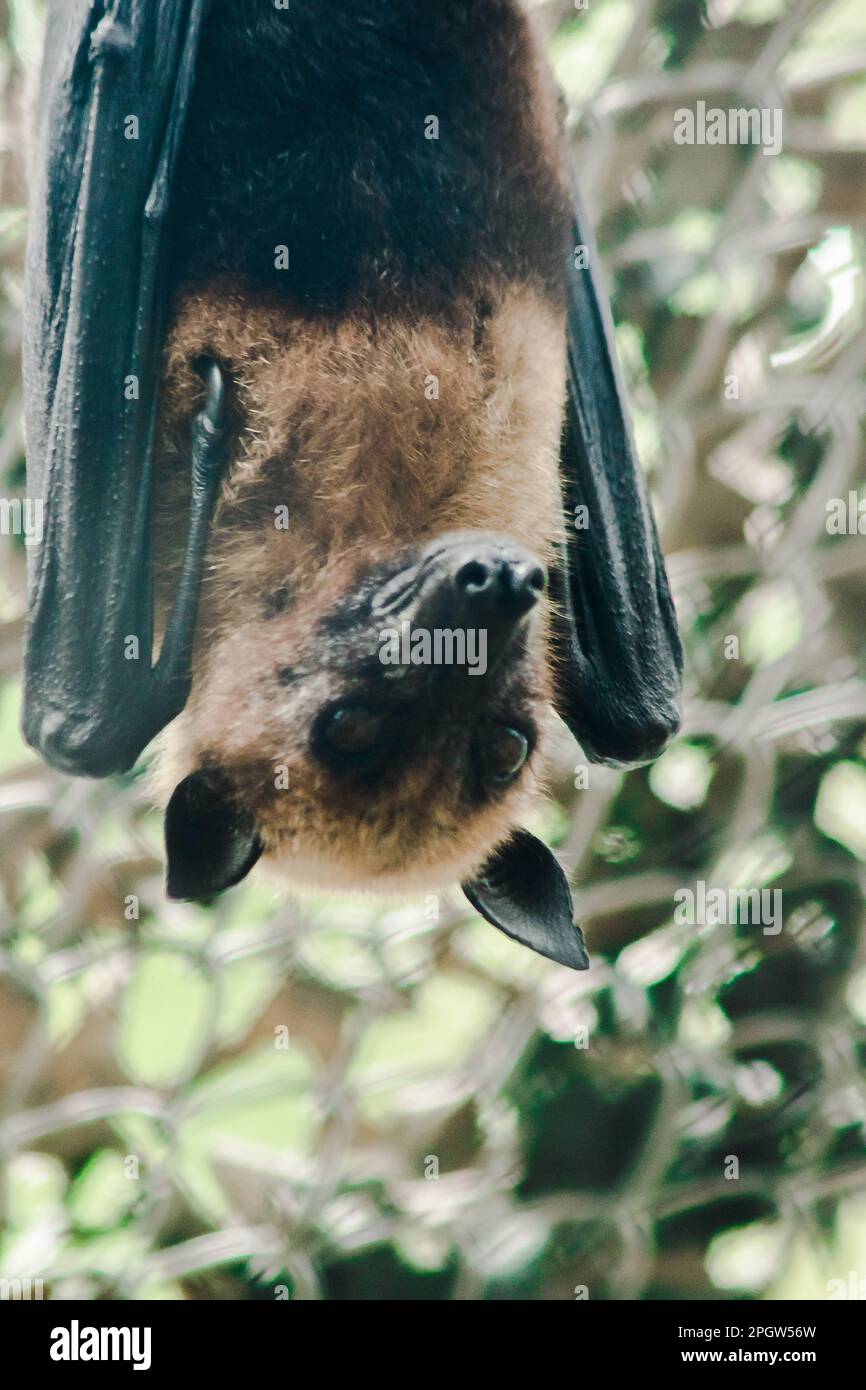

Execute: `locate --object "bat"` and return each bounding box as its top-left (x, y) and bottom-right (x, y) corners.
top-left (22, 0), bottom-right (683, 972)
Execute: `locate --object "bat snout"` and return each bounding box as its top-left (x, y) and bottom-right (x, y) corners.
top-left (453, 548), bottom-right (546, 622)
top-left (411, 534), bottom-right (547, 660)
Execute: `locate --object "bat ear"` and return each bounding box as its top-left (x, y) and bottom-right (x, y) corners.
top-left (164, 770), bottom-right (262, 901)
top-left (462, 829), bottom-right (589, 970)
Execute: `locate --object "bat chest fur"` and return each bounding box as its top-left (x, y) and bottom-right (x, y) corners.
top-left (156, 281), bottom-right (569, 585)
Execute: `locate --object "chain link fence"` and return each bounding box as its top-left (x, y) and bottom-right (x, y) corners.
top-left (1, 0), bottom-right (865, 1300)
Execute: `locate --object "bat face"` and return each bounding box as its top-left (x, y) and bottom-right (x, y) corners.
top-left (153, 286), bottom-right (568, 900)
top-left (162, 533), bottom-right (553, 899)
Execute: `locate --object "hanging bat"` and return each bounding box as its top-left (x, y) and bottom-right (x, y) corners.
top-left (22, 0), bottom-right (682, 971)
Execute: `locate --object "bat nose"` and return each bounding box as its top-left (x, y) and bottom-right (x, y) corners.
top-left (454, 551), bottom-right (547, 620)
top-left (382, 533), bottom-right (548, 665)
top-left (419, 536), bottom-right (547, 660)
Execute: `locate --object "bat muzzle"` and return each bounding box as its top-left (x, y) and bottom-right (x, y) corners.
top-left (373, 532), bottom-right (546, 673)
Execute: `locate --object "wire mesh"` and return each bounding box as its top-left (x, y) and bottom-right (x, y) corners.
top-left (0, 0), bottom-right (865, 1300)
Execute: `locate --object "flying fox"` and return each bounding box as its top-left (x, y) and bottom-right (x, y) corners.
top-left (22, 0), bottom-right (682, 969)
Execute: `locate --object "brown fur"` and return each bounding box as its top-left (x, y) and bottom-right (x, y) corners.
top-left (151, 282), bottom-right (568, 892)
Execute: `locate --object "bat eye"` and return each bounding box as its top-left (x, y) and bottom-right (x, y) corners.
top-left (482, 725), bottom-right (530, 785)
top-left (321, 703), bottom-right (387, 758)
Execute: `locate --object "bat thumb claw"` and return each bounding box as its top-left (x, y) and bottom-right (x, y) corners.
top-left (195, 357), bottom-right (227, 434)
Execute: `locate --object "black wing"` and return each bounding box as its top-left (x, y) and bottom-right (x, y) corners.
top-left (22, 0), bottom-right (227, 778)
top-left (550, 179), bottom-right (683, 767)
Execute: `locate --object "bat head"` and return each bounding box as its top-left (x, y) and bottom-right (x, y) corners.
top-left (163, 528), bottom-right (553, 899)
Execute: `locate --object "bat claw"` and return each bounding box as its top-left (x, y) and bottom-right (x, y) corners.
top-left (196, 357), bottom-right (226, 434)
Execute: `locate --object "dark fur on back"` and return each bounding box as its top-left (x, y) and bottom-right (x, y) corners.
top-left (169, 0), bottom-right (569, 312)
